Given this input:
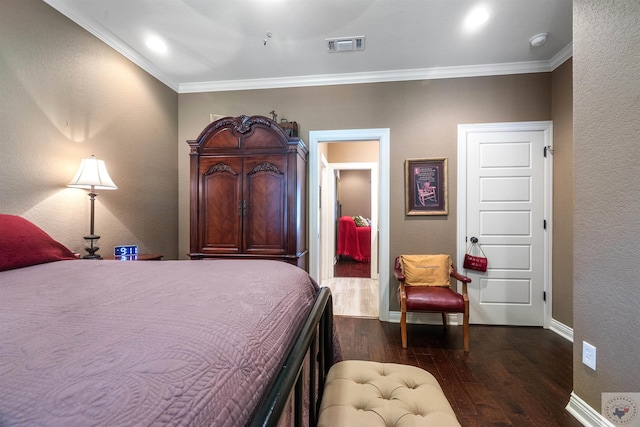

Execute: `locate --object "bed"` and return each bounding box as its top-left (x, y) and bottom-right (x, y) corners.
top-left (337, 216), bottom-right (371, 262)
top-left (0, 214), bottom-right (335, 427)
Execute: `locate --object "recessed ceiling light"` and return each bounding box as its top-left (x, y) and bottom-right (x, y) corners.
top-left (529, 33), bottom-right (548, 47)
top-left (145, 35), bottom-right (167, 54)
top-left (464, 6), bottom-right (490, 32)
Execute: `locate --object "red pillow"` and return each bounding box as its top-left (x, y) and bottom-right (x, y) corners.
top-left (0, 214), bottom-right (76, 271)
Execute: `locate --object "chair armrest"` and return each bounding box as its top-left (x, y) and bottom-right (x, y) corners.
top-left (451, 265), bottom-right (471, 284)
top-left (393, 257), bottom-right (405, 282)
top-left (450, 265), bottom-right (471, 296)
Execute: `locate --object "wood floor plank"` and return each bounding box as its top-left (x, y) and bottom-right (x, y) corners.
top-left (463, 382), bottom-right (513, 425)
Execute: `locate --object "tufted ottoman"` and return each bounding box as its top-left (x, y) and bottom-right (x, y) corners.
top-left (317, 360), bottom-right (461, 427)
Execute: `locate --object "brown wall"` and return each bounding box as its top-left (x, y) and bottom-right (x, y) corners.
top-left (573, 0), bottom-right (640, 412)
top-left (0, 0), bottom-right (179, 259)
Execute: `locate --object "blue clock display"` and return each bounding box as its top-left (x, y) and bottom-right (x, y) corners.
top-left (114, 245), bottom-right (138, 256)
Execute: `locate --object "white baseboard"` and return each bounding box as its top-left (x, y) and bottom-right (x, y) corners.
top-left (566, 392), bottom-right (615, 427)
top-left (550, 318), bottom-right (574, 342)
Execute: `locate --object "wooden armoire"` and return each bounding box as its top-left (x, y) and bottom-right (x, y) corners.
top-left (186, 115), bottom-right (308, 270)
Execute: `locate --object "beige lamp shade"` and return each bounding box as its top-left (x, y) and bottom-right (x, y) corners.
top-left (68, 155), bottom-right (117, 190)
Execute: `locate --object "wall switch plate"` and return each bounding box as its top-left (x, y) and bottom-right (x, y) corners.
top-left (582, 341), bottom-right (597, 370)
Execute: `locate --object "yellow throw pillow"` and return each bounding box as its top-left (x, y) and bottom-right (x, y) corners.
top-left (400, 254), bottom-right (451, 287)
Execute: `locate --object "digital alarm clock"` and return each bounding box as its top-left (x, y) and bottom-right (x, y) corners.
top-left (114, 245), bottom-right (138, 256)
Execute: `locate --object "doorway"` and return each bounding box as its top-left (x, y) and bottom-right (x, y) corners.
top-left (457, 121), bottom-right (553, 327)
top-left (334, 168), bottom-right (372, 279)
top-left (323, 160), bottom-right (378, 318)
top-left (309, 128), bottom-right (391, 321)
top-left (327, 162), bottom-right (378, 280)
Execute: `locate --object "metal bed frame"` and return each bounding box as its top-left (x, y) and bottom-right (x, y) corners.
top-left (249, 287), bottom-right (334, 427)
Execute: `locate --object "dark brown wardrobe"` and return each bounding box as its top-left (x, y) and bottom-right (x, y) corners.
top-left (187, 115), bottom-right (308, 270)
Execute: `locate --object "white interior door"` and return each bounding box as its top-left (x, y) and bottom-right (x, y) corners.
top-left (458, 122), bottom-right (552, 326)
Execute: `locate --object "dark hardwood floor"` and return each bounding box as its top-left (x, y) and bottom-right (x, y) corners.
top-left (333, 256), bottom-right (370, 278)
top-left (333, 317), bottom-right (581, 427)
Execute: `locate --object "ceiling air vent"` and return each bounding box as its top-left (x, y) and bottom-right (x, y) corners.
top-left (326, 36), bottom-right (366, 52)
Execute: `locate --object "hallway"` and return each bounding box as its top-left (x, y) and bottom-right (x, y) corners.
top-left (322, 257), bottom-right (378, 318)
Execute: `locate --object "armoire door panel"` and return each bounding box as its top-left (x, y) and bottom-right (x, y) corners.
top-left (244, 157), bottom-right (287, 253)
top-left (199, 158), bottom-right (242, 253)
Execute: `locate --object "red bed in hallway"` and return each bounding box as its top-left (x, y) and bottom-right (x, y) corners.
top-left (337, 216), bottom-right (371, 262)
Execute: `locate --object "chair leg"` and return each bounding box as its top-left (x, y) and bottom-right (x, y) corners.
top-left (400, 309), bottom-right (407, 348)
top-left (463, 312), bottom-right (470, 353)
top-left (441, 312), bottom-right (448, 328)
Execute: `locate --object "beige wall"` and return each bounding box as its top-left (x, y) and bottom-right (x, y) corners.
top-left (327, 140), bottom-right (380, 163)
top-left (551, 59), bottom-right (574, 327)
top-left (178, 73), bottom-right (562, 313)
top-left (573, 0), bottom-right (640, 411)
top-left (0, 0), bottom-right (179, 259)
top-left (338, 170), bottom-right (372, 218)
top-left (326, 140), bottom-right (378, 219)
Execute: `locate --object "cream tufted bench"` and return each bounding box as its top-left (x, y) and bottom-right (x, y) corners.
top-left (317, 360), bottom-right (461, 427)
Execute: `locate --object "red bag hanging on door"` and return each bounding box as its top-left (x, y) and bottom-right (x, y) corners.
top-left (464, 238), bottom-right (488, 272)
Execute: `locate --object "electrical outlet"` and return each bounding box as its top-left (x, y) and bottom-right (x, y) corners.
top-left (582, 341), bottom-right (597, 370)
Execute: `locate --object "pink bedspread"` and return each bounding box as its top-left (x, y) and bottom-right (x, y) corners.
top-left (0, 259), bottom-right (318, 426)
top-left (337, 216), bottom-right (371, 262)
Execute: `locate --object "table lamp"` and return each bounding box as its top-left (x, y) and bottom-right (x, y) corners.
top-left (68, 155), bottom-right (117, 259)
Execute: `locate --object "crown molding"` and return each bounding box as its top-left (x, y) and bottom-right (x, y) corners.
top-left (179, 46), bottom-right (573, 93)
top-left (179, 59), bottom-right (562, 93)
top-left (550, 43), bottom-right (574, 70)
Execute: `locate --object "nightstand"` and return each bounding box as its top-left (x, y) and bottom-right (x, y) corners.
top-left (103, 254), bottom-right (163, 261)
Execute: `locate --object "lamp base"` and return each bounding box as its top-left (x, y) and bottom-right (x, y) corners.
top-left (83, 234), bottom-right (102, 259)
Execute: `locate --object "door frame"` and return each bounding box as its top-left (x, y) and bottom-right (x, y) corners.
top-left (309, 128), bottom-right (391, 322)
top-left (457, 121), bottom-right (553, 328)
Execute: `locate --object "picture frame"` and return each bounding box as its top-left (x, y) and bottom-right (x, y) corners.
top-left (405, 157), bottom-right (448, 216)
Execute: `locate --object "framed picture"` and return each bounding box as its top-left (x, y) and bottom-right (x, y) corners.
top-left (405, 157), bottom-right (448, 216)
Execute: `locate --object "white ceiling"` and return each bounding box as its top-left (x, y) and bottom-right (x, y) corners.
top-left (43, 0), bottom-right (573, 93)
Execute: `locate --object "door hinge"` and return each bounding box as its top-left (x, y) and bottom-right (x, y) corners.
top-left (543, 291), bottom-right (547, 302)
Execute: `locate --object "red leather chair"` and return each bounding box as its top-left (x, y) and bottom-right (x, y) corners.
top-left (394, 255), bottom-right (471, 352)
